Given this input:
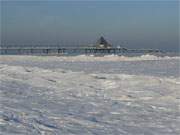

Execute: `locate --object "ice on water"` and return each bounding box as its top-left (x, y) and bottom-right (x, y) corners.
top-left (0, 55), bottom-right (180, 135)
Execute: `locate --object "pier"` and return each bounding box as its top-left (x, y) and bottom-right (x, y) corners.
top-left (0, 37), bottom-right (161, 55)
top-left (0, 47), bottom-right (160, 55)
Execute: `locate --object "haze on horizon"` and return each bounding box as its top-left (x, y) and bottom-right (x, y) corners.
top-left (1, 0), bottom-right (179, 52)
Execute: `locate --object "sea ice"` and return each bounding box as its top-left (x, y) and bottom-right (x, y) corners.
top-left (0, 55), bottom-right (180, 135)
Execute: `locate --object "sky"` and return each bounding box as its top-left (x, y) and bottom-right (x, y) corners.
top-left (1, 0), bottom-right (179, 51)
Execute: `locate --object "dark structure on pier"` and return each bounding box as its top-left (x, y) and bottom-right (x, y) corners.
top-left (95, 36), bottom-right (112, 49)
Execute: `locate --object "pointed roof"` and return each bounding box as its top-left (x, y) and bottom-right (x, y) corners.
top-left (95, 36), bottom-right (112, 48)
top-left (96, 36), bottom-right (109, 45)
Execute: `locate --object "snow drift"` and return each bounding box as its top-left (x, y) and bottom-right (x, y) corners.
top-left (0, 54), bottom-right (179, 62)
top-left (0, 62), bottom-right (180, 135)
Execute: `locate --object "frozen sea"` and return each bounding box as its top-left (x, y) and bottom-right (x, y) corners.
top-left (0, 54), bottom-right (180, 135)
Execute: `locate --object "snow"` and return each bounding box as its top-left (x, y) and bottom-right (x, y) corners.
top-left (0, 54), bottom-right (179, 62)
top-left (0, 55), bottom-right (180, 134)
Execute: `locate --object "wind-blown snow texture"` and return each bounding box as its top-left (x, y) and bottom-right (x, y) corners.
top-left (0, 55), bottom-right (180, 135)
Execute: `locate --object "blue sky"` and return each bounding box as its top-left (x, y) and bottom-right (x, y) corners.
top-left (1, 0), bottom-right (179, 51)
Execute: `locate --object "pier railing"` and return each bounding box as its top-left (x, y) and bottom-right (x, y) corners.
top-left (0, 47), bottom-right (160, 55)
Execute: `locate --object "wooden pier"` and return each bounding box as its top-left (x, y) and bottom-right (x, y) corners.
top-left (0, 47), bottom-right (160, 55)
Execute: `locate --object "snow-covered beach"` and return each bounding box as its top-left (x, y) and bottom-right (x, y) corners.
top-left (0, 55), bottom-right (180, 135)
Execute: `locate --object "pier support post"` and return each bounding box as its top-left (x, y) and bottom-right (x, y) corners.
top-left (107, 49), bottom-right (110, 53)
top-left (58, 49), bottom-right (60, 54)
